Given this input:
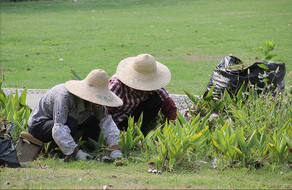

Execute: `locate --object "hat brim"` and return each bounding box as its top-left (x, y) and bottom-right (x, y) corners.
top-left (116, 57), bottom-right (171, 91)
top-left (65, 80), bottom-right (123, 107)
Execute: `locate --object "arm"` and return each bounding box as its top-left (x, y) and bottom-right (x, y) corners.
top-left (161, 97), bottom-right (178, 121)
top-left (156, 88), bottom-right (178, 121)
top-left (99, 114), bottom-right (120, 148)
top-left (51, 90), bottom-right (78, 156)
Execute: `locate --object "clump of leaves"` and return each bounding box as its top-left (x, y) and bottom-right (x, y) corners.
top-left (258, 41), bottom-right (277, 64)
top-left (0, 80), bottom-right (31, 144)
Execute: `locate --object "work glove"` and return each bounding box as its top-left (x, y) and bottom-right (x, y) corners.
top-left (75, 150), bottom-right (94, 161)
top-left (110, 150), bottom-right (123, 159)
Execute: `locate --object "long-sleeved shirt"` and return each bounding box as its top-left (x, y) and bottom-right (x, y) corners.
top-left (107, 74), bottom-right (177, 125)
top-left (28, 84), bottom-right (120, 155)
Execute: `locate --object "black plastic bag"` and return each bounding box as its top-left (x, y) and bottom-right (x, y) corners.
top-left (0, 123), bottom-right (20, 168)
top-left (204, 56), bottom-right (286, 98)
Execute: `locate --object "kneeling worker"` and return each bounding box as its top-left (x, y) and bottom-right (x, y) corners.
top-left (107, 54), bottom-right (178, 135)
top-left (28, 69), bottom-right (123, 161)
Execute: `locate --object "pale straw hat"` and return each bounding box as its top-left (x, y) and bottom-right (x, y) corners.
top-left (65, 69), bottom-right (123, 107)
top-left (116, 54), bottom-right (171, 91)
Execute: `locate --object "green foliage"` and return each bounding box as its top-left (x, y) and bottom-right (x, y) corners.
top-left (268, 120), bottom-right (291, 163)
top-left (0, 80), bottom-right (31, 144)
top-left (212, 122), bottom-right (238, 163)
top-left (184, 86), bottom-right (224, 116)
top-left (145, 112), bottom-right (211, 172)
top-left (119, 115), bottom-right (144, 155)
top-left (258, 41), bottom-right (277, 64)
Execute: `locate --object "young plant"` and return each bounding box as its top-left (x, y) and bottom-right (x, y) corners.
top-left (258, 41), bottom-right (277, 64)
top-left (212, 122), bottom-right (238, 164)
top-left (148, 111), bottom-right (210, 172)
top-left (268, 120), bottom-right (291, 163)
top-left (119, 115), bottom-right (144, 156)
top-left (0, 80), bottom-right (31, 144)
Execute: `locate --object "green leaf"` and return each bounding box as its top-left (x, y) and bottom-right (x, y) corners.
top-left (285, 135), bottom-right (292, 149)
top-left (232, 145), bottom-right (242, 155)
top-left (155, 156), bottom-right (162, 170)
top-left (265, 54), bottom-right (277, 61)
top-left (247, 130), bottom-right (260, 150)
top-left (88, 137), bottom-right (100, 150)
top-left (236, 130), bottom-right (246, 153)
top-left (126, 128), bottom-right (133, 149)
top-left (264, 41), bottom-right (275, 52)
top-left (169, 134), bottom-right (178, 153)
top-left (203, 86), bottom-right (214, 101)
top-left (279, 134), bottom-right (287, 156)
top-left (223, 88), bottom-right (232, 106)
top-left (177, 110), bottom-right (187, 124)
top-left (236, 82), bottom-right (246, 102)
top-left (168, 158), bottom-right (175, 172)
top-left (132, 134), bottom-right (143, 148)
top-left (258, 63), bottom-right (269, 70)
top-left (200, 112), bottom-right (211, 130)
top-left (71, 68), bottom-right (82, 80)
top-left (19, 88), bottom-right (27, 106)
top-left (146, 139), bottom-right (155, 151)
top-left (184, 90), bottom-right (199, 105)
top-left (212, 139), bottom-right (224, 153)
top-left (190, 113), bottom-right (201, 126)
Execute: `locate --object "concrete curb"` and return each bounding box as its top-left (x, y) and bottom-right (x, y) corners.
top-left (3, 88), bottom-right (195, 110)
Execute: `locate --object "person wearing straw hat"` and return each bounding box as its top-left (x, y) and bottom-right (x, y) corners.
top-left (28, 69), bottom-right (124, 161)
top-left (107, 54), bottom-right (178, 135)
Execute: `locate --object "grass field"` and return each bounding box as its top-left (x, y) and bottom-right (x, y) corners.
top-left (1, 158), bottom-right (291, 189)
top-left (1, 0), bottom-right (291, 94)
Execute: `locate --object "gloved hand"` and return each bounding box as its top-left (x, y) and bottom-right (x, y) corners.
top-left (110, 150), bottom-right (123, 159)
top-left (75, 150), bottom-right (94, 161)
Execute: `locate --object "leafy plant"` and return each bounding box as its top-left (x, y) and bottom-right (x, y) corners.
top-left (0, 80), bottom-right (31, 144)
top-left (258, 41), bottom-right (277, 64)
top-left (212, 122), bottom-right (238, 164)
top-left (146, 111), bottom-right (211, 172)
top-left (268, 120), bottom-right (291, 163)
top-left (119, 115), bottom-right (144, 156)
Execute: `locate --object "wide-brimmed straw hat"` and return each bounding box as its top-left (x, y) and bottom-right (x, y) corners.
top-left (65, 69), bottom-right (123, 107)
top-left (116, 54), bottom-right (171, 91)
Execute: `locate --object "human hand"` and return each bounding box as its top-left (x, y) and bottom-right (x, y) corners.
top-left (75, 150), bottom-right (94, 161)
top-left (110, 150), bottom-right (123, 159)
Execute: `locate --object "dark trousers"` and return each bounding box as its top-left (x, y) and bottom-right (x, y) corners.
top-left (118, 93), bottom-right (162, 135)
top-left (28, 116), bottom-right (101, 149)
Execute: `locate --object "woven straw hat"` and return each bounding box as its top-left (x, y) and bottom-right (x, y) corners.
top-left (116, 54), bottom-right (171, 91)
top-left (65, 69), bottom-right (123, 107)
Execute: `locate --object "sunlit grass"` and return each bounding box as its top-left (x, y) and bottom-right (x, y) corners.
top-left (1, 0), bottom-right (291, 94)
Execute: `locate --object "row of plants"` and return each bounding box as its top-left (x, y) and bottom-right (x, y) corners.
top-left (1, 75), bottom-right (291, 172)
top-left (1, 41), bottom-right (291, 172)
top-left (116, 84), bottom-right (291, 172)
top-left (117, 42), bottom-right (291, 172)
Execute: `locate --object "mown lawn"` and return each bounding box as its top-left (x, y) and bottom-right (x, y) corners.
top-left (1, 158), bottom-right (291, 189)
top-left (1, 0), bottom-right (292, 94)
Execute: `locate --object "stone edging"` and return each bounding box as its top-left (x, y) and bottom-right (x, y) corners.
top-left (3, 88), bottom-right (195, 111)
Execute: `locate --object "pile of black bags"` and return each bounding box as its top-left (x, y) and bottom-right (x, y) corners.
top-left (204, 56), bottom-right (286, 98)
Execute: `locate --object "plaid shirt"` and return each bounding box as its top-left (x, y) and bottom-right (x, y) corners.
top-left (107, 74), bottom-right (177, 124)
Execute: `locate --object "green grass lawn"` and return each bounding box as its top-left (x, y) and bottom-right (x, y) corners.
top-left (1, 0), bottom-right (291, 94)
top-left (1, 158), bottom-right (291, 189)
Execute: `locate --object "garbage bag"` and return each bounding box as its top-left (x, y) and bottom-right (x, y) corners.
top-left (0, 123), bottom-right (20, 168)
top-left (204, 56), bottom-right (286, 98)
